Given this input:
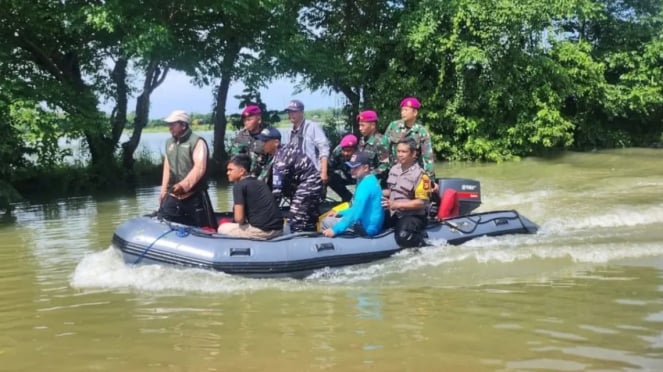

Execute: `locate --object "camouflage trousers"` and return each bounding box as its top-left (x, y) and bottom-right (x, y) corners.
top-left (287, 180), bottom-right (323, 232)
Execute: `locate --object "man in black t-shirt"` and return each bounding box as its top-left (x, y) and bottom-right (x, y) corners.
top-left (217, 154), bottom-right (283, 239)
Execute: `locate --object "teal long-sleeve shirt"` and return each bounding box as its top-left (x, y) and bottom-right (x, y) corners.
top-left (332, 173), bottom-right (384, 236)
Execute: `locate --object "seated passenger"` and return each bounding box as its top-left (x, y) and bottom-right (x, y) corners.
top-left (217, 154), bottom-right (283, 239)
top-left (321, 152), bottom-right (384, 237)
top-left (327, 134), bottom-right (359, 202)
top-left (382, 138), bottom-right (431, 247)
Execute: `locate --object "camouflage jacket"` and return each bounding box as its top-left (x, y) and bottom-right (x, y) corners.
top-left (359, 132), bottom-right (390, 180)
top-left (328, 145), bottom-right (353, 180)
top-left (229, 127), bottom-right (257, 157)
top-left (272, 145), bottom-right (321, 198)
top-left (252, 152), bottom-right (274, 184)
top-left (229, 128), bottom-right (272, 183)
top-left (384, 119), bottom-right (435, 179)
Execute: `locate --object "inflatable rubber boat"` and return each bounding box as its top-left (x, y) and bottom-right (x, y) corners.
top-left (111, 178), bottom-right (538, 278)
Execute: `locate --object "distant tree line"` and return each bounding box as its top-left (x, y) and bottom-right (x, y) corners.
top-left (0, 0), bottom-right (661, 212)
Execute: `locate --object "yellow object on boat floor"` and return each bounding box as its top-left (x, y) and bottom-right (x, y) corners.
top-left (316, 202), bottom-right (350, 232)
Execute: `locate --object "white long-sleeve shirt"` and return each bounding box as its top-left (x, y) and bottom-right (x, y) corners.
top-left (290, 119), bottom-right (330, 170)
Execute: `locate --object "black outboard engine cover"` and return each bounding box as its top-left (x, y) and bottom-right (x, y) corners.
top-left (437, 178), bottom-right (482, 216)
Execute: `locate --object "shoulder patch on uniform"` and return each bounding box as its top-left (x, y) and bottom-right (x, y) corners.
top-left (422, 175), bottom-right (430, 191)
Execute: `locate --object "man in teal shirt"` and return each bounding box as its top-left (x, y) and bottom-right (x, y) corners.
top-left (321, 152), bottom-right (384, 237)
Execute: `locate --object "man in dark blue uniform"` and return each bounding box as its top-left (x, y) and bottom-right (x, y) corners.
top-left (258, 127), bottom-right (323, 232)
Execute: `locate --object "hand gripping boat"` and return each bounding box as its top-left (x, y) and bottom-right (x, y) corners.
top-left (112, 179), bottom-right (538, 278)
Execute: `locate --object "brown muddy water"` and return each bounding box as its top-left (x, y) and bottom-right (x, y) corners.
top-left (1, 148), bottom-right (663, 371)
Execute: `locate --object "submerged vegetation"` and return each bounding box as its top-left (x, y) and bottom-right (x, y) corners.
top-left (0, 0), bottom-right (661, 213)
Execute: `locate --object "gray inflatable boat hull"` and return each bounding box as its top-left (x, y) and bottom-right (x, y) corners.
top-left (112, 210), bottom-right (538, 279)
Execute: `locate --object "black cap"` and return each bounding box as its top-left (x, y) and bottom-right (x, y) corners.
top-left (255, 127), bottom-right (282, 141)
top-left (345, 151), bottom-right (371, 168)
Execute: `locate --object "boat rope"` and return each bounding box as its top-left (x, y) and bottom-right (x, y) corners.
top-left (133, 227), bottom-right (176, 265)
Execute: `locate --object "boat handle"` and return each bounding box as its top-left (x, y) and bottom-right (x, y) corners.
top-left (315, 243), bottom-right (335, 252)
top-left (229, 247), bottom-right (251, 256)
top-left (494, 218), bottom-right (509, 226)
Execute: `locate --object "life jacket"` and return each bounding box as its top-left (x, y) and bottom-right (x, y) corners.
top-left (165, 129), bottom-right (208, 193)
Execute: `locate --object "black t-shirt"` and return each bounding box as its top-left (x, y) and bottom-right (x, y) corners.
top-left (233, 177), bottom-right (283, 231)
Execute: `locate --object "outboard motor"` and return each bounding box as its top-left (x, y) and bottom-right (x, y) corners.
top-left (436, 178), bottom-right (482, 219)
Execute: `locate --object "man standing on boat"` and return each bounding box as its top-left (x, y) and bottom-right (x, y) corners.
top-left (229, 104), bottom-right (273, 183)
top-left (217, 154), bottom-right (283, 239)
top-left (158, 110), bottom-right (217, 229)
top-left (382, 138), bottom-right (431, 247)
top-left (259, 127), bottom-right (323, 232)
top-left (284, 99), bottom-right (330, 187)
top-left (321, 151), bottom-right (384, 237)
top-left (384, 97), bottom-right (436, 179)
top-left (356, 110), bottom-right (390, 185)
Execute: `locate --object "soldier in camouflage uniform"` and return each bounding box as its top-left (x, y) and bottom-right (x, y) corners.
top-left (258, 127), bottom-right (323, 232)
top-left (229, 105), bottom-right (273, 183)
top-left (327, 134), bottom-right (359, 202)
top-left (383, 97), bottom-right (436, 179)
top-left (356, 110), bottom-right (390, 185)
top-left (238, 141), bottom-right (275, 185)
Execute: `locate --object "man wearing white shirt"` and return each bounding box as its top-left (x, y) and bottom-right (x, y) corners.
top-left (284, 99), bottom-right (330, 186)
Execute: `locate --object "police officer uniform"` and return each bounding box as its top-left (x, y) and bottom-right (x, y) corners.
top-left (385, 162), bottom-right (431, 247)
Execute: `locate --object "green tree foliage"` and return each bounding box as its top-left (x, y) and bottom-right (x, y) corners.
top-left (197, 0), bottom-right (298, 166)
top-left (280, 0), bottom-right (406, 126)
top-left (0, 95), bottom-right (24, 213)
top-left (566, 0), bottom-right (663, 148)
top-left (9, 102), bottom-right (72, 167)
top-left (0, 0), bottom-right (661, 210)
top-left (286, 0), bottom-right (662, 160)
top-left (379, 0), bottom-right (583, 160)
top-left (230, 89), bottom-right (283, 131)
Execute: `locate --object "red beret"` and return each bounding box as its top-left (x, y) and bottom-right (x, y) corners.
top-left (242, 105), bottom-right (262, 117)
top-left (400, 97), bottom-right (421, 109)
top-left (356, 110), bottom-right (378, 122)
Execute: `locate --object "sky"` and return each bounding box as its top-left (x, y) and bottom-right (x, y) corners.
top-left (106, 70), bottom-right (345, 120)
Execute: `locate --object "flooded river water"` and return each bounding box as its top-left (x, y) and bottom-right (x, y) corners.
top-left (1, 148), bottom-right (662, 371)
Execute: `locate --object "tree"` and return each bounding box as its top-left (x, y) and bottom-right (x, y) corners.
top-left (0, 0), bottom-right (117, 171)
top-left (0, 94), bottom-right (25, 214)
top-left (279, 0), bottom-right (405, 127)
top-left (563, 0), bottom-right (663, 148)
top-left (193, 0), bottom-right (297, 167)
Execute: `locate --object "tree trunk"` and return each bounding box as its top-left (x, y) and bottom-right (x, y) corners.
top-left (211, 43), bottom-right (240, 175)
top-left (340, 85), bottom-right (361, 132)
top-left (212, 75), bottom-right (231, 167)
top-left (110, 57), bottom-right (129, 147)
top-left (11, 21), bottom-right (120, 176)
top-left (121, 61), bottom-right (169, 171)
